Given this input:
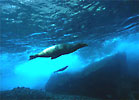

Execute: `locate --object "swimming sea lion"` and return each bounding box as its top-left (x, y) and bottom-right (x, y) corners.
top-left (29, 43), bottom-right (88, 60)
top-left (54, 66), bottom-right (69, 73)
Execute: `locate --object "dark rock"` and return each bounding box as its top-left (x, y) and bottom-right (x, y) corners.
top-left (0, 87), bottom-right (96, 100)
top-left (45, 53), bottom-right (138, 99)
top-left (0, 87), bottom-right (49, 100)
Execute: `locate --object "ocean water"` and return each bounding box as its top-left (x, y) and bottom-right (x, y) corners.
top-left (0, 0), bottom-right (139, 99)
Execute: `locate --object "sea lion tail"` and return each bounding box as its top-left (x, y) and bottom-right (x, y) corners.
top-left (29, 55), bottom-right (37, 60)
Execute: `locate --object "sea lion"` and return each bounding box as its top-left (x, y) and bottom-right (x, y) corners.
top-left (29, 43), bottom-right (88, 60)
top-left (54, 66), bottom-right (69, 73)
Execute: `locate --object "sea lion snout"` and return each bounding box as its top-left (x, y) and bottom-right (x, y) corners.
top-left (29, 55), bottom-right (37, 60)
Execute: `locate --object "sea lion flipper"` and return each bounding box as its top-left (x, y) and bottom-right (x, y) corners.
top-left (51, 57), bottom-right (55, 59)
top-left (51, 56), bottom-right (57, 59)
top-left (51, 55), bottom-right (60, 59)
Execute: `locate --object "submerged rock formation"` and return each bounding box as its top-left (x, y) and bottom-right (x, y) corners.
top-left (0, 87), bottom-right (95, 100)
top-left (45, 53), bottom-right (139, 99)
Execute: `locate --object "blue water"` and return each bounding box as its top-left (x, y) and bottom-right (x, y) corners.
top-left (0, 0), bottom-right (139, 98)
top-left (1, 29), bottom-right (138, 91)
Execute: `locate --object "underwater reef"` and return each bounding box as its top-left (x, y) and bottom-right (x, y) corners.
top-left (0, 87), bottom-right (96, 100)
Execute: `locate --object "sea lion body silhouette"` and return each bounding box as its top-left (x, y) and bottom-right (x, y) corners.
top-left (54, 66), bottom-right (69, 73)
top-left (29, 43), bottom-right (88, 60)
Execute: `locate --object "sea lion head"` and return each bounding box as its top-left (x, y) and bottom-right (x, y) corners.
top-left (29, 55), bottom-right (38, 60)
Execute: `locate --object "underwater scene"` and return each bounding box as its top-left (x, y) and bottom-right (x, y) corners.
top-left (0, 0), bottom-right (139, 100)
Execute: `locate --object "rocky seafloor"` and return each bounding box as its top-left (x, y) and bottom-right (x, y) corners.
top-left (0, 87), bottom-right (97, 100)
top-left (45, 53), bottom-right (139, 100)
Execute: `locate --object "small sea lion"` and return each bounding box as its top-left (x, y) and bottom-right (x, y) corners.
top-left (54, 66), bottom-right (69, 73)
top-left (29, 43), bottom-right (88, 60)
